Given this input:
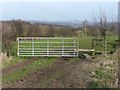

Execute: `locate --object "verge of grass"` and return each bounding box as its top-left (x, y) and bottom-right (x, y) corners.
top-left (2, 56), bottom-right (27, 69)
top-left (90, 69), bottom-right (113, 88)
top-left (90, 54), bottom-right (118, 88)
top-left (3, 57), bottom-right (57, 83)
top-left (94, 69), bottom-right (113, 80)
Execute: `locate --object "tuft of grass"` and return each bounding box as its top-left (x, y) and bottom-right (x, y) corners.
top-left (94, 69), bottom-right (113, 80)
top-left (88, 81), bottom-right (99, 88)
top-left (3, 57), bottom-right (57, 83)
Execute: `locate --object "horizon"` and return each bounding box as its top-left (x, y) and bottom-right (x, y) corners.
top-left (1, 19), bottom-right (117, 23)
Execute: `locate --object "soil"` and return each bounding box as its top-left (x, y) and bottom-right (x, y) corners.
top-left (2, 58), bottom-right (94, 88)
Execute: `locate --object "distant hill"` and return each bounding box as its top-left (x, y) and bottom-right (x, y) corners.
top-left (28, 20), bottom-right (83, 27)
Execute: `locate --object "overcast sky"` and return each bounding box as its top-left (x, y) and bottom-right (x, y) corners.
top-left (1, 2), bottom-right (118, 22)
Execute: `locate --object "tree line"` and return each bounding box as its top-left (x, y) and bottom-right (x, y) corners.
top-left (2, 20), bottom-right (77, 57)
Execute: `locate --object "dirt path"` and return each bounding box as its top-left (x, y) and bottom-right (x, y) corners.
top-left (3, 58), bottom-right (94, 88)
top-left (2, 57), bottom-right (39, 76)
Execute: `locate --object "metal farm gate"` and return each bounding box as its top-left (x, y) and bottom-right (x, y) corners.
top-left (17, 37), bottom-right (79, 57)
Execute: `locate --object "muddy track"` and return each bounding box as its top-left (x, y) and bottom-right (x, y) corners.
top-left (3, 58), bottom-right (93, 88)
top-left (2, 57), bottom-right (39, 76)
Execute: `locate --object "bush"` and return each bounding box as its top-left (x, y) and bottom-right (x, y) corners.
top-left (10, 42), bottom-right (17, 56)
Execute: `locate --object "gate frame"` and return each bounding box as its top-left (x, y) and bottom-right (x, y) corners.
top-left (17, 37), bottom-right (79, 57)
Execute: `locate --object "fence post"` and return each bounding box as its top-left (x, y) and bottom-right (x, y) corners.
top-left (17, 37), bottom-right (19, 56)
top-left (32, 37), bottom-right (34, 56)
top-left (62, 39), bottom-right (64, 56)
top-left (77, 38), bottom-right (79, 57)
top-left (47, 38), bottom-right (49, 56)
top-left (74, 39), bottom-right (76, 57)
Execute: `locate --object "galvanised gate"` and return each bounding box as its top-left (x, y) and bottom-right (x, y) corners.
top-left (17, 37), bottom-right (79, 57)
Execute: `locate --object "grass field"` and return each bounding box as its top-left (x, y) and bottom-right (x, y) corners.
top-left (79, 35), bottom-right (93, 49)
top-left (79, 35), bottom-right (118, 53)
top-left (9, 35), bottom-right (118, 56)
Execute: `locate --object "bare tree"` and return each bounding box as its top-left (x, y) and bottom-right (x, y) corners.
top-left (11, 19), bottom-right (24, 37)
top-left (93, 9), bottom-right (117, 55)
top-left (2, 24), bottom-right (13, 57)
top-left (46, 26), bottom-right (55, 37)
